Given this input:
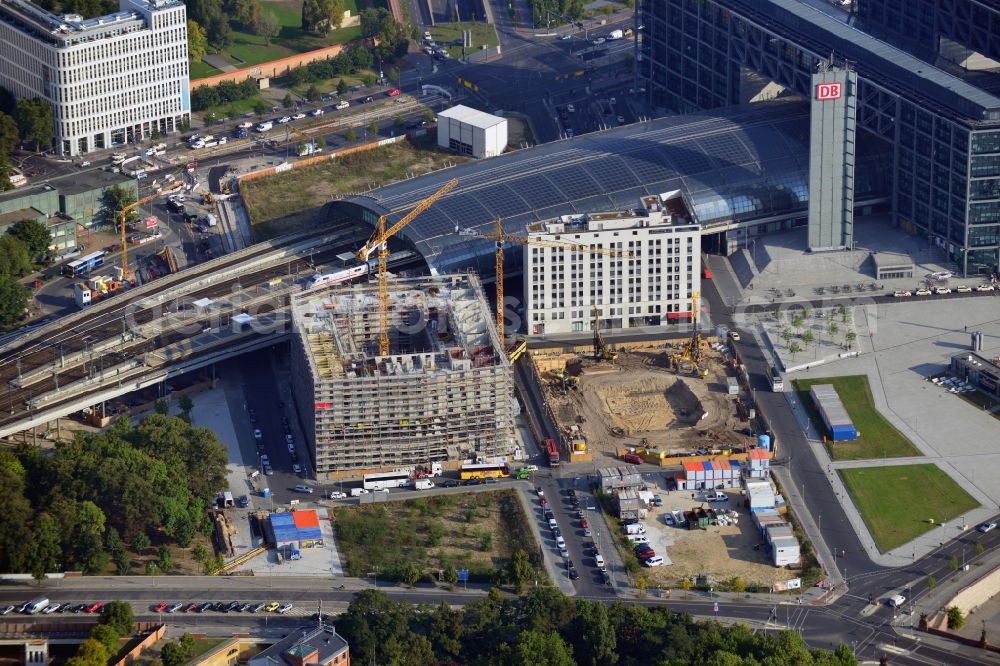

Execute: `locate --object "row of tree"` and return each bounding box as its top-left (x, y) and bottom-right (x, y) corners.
top-left (191, 43), bottom-right (373, 113)
top-left (65, 601), bottom-right (135, 666)
top-left (0, 414), bottom-right (228, 576)
top-left (337, 588), bottom-right (857, 666)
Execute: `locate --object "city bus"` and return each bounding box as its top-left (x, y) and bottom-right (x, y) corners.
top-left (459, 462), bottom-right (510, 480)
top-left (545, 438), bottom-right (560, 467)
top-left (63, 250), bottom-right (107, 278)
top-left (770, 366), bottom-right (784, 392)
top-left (362, 470), bottom-right (412, 491)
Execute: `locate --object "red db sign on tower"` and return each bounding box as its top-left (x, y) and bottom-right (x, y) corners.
top-left (816, 82), bottom-right (842, 100)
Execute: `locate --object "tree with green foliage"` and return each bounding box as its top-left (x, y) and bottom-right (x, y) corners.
top-left (336, 78), bottom-right (348, 95)
top-left (187, 20), bottom-right (208, 62)
top-left (345, 127), bottom-right (356, 142)
top-left (510, 630), bottom-right (575, 666)
top-left (29, 513), bottom-right (63, 581)
top-left (302, 0), bottom-right (344, 33)
top-left (133, 531), bottom-right (151, 552)
top-left (0, 112), bottom-right (18, 155)
top-left (368, 120), bottom-right (378, 135)
top-left (207, 15), bottom-right (232, 49)
top-left (0, 235), bottom-right (32, 278)
top-left (154, 399), bottom-right (169, 415)
top-left (387, 66), bottom-right (399, 84)
top-left (14, 99), bottom-right (53, 151)
top-left (281, 93), bottom-right (293, 108)
top-left (100, 601), bottom-right (134, 636)
top-left (106, 527), bottom-right (130, 575)
top-left (67, 638), bottom-right (109, 666)
top-left (394, 115), bottom-right (405, 128)
top-left (178, 394), bottom-right (194, 421)
top-left (947, 606), bottom-right (966, 629)
top-left (89, 624), bottom-right (120, 658)
top-left (98, 184), bottom-right (138, 231)
top-left (158, 546), bottom-right (174, 572)
top-left (568, 600), bottom-right (616, 666)
top-left (949, 555), bottom-right (959, 571)
top-left (508, 549), bottom-right (532, 592)
top-left (316, 135), bottom-right (326, 149)
top-left (400, 562), bottom-right (421, 585)
top-left (253, 10), bottom-right (279, 43)
top-left (788, 341), bottom-right (803, 359)
top-left (845, 330), bottom-right (857, 349)
top-left (801, 329), bottom-right (815, 347)
top-left (0, 277), bottom-right (28, 332)
top-left (927, 575), bottom-right (937, 588)
top-left (427, 600), bottom-right (463, 659)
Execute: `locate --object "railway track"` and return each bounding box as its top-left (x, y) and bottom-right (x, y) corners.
top-left (0, 223), bottom-right (376, 425)
top-left (0, 240), bottom-right (424, 436)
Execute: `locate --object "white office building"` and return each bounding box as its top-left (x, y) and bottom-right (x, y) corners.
top-left (523, 192), bottom-right (701, 336)
top-left (0, 0), bottom-right (190, 156)
top-left (437, 104), bottom-right (507, 158)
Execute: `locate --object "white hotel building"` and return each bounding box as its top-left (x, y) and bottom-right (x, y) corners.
top-left (0, 0), bottom-right (189, 156)
top-left (524, 192), bottom-right (701, 336)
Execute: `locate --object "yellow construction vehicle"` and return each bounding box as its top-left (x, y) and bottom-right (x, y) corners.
top-left (456, 217), bottom-right (633, 353)
top-left (669, 291), bottom-right (708, 377)
top-left (356, 178), bottom-right (458, 355)
top-left (592, 307), bottom-right (618, 362)
top-left (119, 180), bottom-right (184, 283)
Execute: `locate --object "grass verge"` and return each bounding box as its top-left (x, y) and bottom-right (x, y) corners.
top-left (332, 489), bottom-right (541, 583)
top-left (428, 22), bottom-right (499, 59)
top-left (793, 375), bottom-right (922, 461)
top-left (242, 139), bottom-right (471, 237)
top-left (839, 464), bottom-right (979, 552)
top-left (189, 60), bottom-right (223, 80)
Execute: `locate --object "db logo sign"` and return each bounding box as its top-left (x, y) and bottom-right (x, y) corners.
top-left (816, 82), bottom-right (842, 100)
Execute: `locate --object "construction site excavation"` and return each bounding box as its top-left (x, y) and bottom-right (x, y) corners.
top-left (535, 335), bottom-right (757, 462)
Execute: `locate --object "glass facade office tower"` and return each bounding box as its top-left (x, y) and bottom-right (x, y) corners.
top-left (638, 0), bottom-right (1000, 276)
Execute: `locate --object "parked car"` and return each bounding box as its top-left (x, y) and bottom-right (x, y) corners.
top-left (153, 602), bottom-right (168, 612)
top-left (292, 464), bottom-right (302, 474)
top-left (335, 100), bottom-right (350, 110)
top-left (311, 108), bottom-right (324, 116)
top-left (955, 285), bottom-right (973, 293)
top-left (294, 484), bottom-right (313, 493)
top-left (278, 116), bottom-right (292, 123)
top-left (387, 88), bottom-right (401, 97)
top-left (42, 604), bottom-right (61, 614)
top-left (86, 602), bottom-right (104, 613)
top-left (167, 603), bottom-right (183, 613)
top-left (277, 603), bottom-right (293, 614)
top-left (330, 491), bottom-right (347, 499)
top-left (292, 112), bottom-right (306, 120)
top-left (642, 556), bottom-right (665, 567)
top-left (1, 605), bottom-right (15, 615)
top-left (978, 521), bottom-right (997, 533)
top-left (238, 495), bottom-right (250, 507)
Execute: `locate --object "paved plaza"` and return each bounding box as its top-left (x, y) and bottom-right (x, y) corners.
top-left (755, 295), bottom-right (1000, 565)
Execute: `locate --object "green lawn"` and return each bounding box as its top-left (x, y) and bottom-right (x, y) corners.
top-left (840, 465), bottom-right (979, 552)
top-left (189, 59), bottom-right (222, 80)
top-left (428, 22), bottom-right (499, 58)
top-left (226, 31), bottom-right (295, 66)
top-left (793, 376), bottom-right (922, 461)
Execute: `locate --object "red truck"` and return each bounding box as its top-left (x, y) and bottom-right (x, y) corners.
top-left (623, 452), bottom-right (643, 464)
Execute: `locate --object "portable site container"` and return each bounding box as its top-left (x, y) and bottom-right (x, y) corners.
top-left (770, 536), bottom-right (801, 566)
top-left (809, 384), bottom-right (857, 441)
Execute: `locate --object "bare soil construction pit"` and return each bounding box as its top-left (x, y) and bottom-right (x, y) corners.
top-left (546, 350), bottom-right (747, 456)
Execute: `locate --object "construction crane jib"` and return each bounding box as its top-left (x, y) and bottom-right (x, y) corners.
top-left (356, 178), bottom-right (459, 356)
top-left (119, 180), bottom-right (185, 282)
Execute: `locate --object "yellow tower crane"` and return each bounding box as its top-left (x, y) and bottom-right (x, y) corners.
top-left (356, 178), bottom-right (459, 356)
top-left (456, 217), bottom-right (634, 349)
top-left (119, 181), bottom-right (185, 283)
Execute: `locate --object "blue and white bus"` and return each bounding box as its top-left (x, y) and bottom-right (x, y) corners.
top-left (63, 250), bottom-right (107, 278)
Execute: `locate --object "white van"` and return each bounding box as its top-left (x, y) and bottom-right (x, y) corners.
top-left (548, 518), bottom-right (558, 531)
top-left (626, 533), bottom-right (649, 544)
top-left (350, 487), bottom-right (369, 497)
top-left (595, 554), bottom-right (606, 571)
top-left (555, 536), bottom-right (566, 549)
top-left (887, 594), bottom-right (906, 608)
top-left (642, 556), bottom-right (664, 567)
top-left (623, 523), bottom-right (646, 535)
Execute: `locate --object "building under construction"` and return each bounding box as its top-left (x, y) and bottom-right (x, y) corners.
top-left (290, 273), bottom-right (515, 477)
